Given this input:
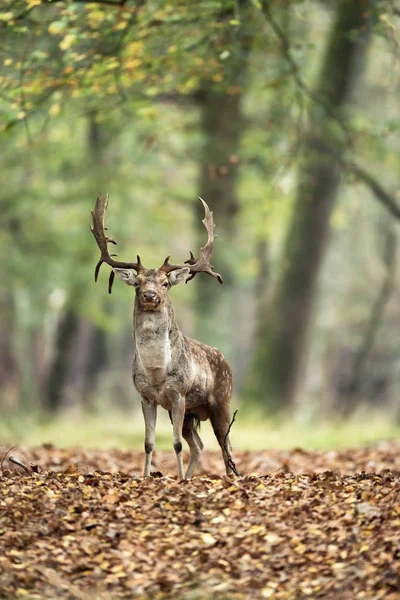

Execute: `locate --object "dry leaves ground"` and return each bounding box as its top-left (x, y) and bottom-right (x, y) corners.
top-left (0, 443), bottom-right (399, 600)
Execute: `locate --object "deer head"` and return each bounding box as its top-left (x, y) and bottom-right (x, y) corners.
top-left (112, 267), bottom-right (191, 310)
top-left (90, 194), bottom-right (223, 307)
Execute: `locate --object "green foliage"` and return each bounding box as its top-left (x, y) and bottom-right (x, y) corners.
top-left (0, 0), bottom-right (261, 128)
top-left (1, 0), bottom-right (400, 418)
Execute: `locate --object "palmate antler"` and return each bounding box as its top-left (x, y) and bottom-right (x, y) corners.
top-left (90, 193), bottom-right (143, 293)
top-left (160, 198), bottom-right (223, 284)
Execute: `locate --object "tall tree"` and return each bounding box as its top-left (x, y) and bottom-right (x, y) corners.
top-left (194, 1), bottom-right (252, 356)
top-left (194, 86), bottom-right (244, 350)
top-left (248, 0), bottom-right (376, 411)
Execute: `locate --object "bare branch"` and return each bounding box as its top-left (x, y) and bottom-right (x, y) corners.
top-left (347, 162), bottom-right (400, 221)
top-left (1, 446), bottom-right (16, 472)
top-left (312, 138), bottom-right (400, 221)
top-left (350, 224), bottom-right (397, 396)
top-left (9, 456), bottom-right (31, 474)
top-left (223, 409), bottom-right (240, 477)
top-left (259, 0), bottom-right (351, 142)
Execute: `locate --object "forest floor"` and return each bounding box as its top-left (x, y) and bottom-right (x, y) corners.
top-left (0, 443), bottom-right (399, 600)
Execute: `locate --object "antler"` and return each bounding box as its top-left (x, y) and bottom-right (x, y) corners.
top-left (90, 193), bottom-right (143, 293)
top-left (160, 198), bottom-right (223, 284)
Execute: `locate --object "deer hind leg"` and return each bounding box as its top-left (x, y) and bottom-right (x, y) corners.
top-left (209, 404), bottom-right (235, 476)
top-left (141, 400), bottom-right (157, 478)
top-left (182, 415), bottom-right (204, 479)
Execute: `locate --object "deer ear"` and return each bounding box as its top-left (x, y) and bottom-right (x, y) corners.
top-left (113, 268), bottom-right (138, 287)
top-left (168, 267), bottom-right (191, 286)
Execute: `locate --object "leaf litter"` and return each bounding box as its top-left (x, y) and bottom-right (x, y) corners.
top-left (0, 443), bottom-right (399, 599)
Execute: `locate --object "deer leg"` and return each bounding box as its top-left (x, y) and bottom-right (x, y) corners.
top-left (141, 400), bottom-right (157, 478)
top-left (183, 416), bottom-right (203, 479)
top-left (209, 406), bottom-right (234, 476)
top-left (170, 395), bottom-right (185, 479)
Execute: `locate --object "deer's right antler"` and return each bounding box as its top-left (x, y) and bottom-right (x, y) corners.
top-left (91, 194), bottom-right (143, 293)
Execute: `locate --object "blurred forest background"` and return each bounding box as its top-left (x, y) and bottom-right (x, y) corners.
top-left (1, 0), bottom-right (400, 448)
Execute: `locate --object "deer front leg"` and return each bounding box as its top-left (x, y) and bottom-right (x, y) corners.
top-left (169, 394), bottom-right (186, 479)
top-left (141, 400), bottom-right (157, 478)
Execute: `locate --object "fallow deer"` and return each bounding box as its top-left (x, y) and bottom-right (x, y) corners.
top-left (90, 194), bottom-right (234, 479)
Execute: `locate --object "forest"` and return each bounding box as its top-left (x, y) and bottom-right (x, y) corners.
top-left (0, 1), bottom-right (400, 598)
top-left (1, 0), bottom-right (400, 436)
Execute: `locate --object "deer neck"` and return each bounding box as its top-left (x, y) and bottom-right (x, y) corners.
top-left (133, 296), bottom-right (180, 372)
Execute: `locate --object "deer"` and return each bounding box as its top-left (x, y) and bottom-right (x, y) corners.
top-left (90, 194), bottom-right (235, 479)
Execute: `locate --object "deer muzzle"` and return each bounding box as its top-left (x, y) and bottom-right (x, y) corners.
top-left (142, 290), bottom-right (160, 306)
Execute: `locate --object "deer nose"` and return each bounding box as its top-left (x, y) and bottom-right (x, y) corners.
top-left (143, 290), bottom-right (157, 302)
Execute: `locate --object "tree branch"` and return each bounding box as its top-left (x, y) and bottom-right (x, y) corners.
top-left (259, 0), bottom-right (351, 142)
top-left (312, 138), bottom-right (400, 221)
top-left (350, 223), bottom-right (397, 397)
top-left (348, 161), bottom-right (400, 221)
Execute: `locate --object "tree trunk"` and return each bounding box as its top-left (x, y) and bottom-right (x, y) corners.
top-left (248, 0), bottom-right (375, 411)
top-left (194, 87), bottom-right (244, 356)
top-left (0, 292), bottom-right (20, 408)
top-left (45, 307), bottom-right (79, 412)
top-left (44, 115), bottom-right (109, 413)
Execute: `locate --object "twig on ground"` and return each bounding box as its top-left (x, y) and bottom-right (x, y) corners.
top-left (1, 446), bottom-right (16, 472)
top-left (9, 456), bottom-right (31, 474)
top-left (270, 463), bottom-right (292, 474)
top-left (224, 409), bottom-right (240, 477)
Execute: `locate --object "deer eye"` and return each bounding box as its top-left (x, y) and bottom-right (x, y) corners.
top-left (133, 281), bottom-right (140, 288)
top-left (162, 281), bottom-right (169, 288)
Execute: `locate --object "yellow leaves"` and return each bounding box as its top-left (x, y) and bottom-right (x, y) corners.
top-left (48, 21), bottom-right (66, 35)
top-left (264, 533), bottom-right (282, 545)
top-left (0, 12), bottom-right (14, 21)
top-left (211, 515), bottom-right (225, 524)
top-left (27, 0), bottom-right (42, 8)
top-left (200, 532), bottom-right (217, 546)
top-left (87, 9), bottom-right (107, 28)
top-left (49, 104), bottom-right (61, 118)
top-left (4, 58), bottom-right (13, 66)
top-left (110, 564), bottom-right (125, 574)
top-left (124, 58), bottom-right (141, 70)
top-left (261, 587), bottom-right (275, 598)
top-left (59, 34), bottom-right (77, 51)
top-left (113, 20), bottom-right (129, 31)
top-left (126, 41), bottom-right (144, 56)
top-left (105, 58), bottom-right (119, 71)
top-left (293, 542), bottom-right (307, 555)
top-left (247, 524), bottom-right (265, 535)
top-left (380, 14), bottom-right (395, 29)
top-left (103, 490), bottom-right (120, 504)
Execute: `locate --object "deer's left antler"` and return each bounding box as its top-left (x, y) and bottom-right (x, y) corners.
top-left (160, 198), bottom-right (223, 284)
